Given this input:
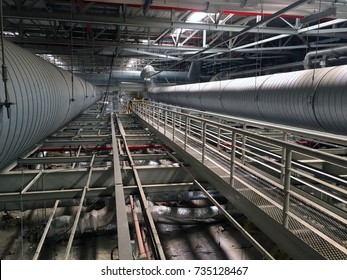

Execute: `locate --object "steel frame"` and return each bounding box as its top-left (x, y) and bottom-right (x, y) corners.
top-left (134, 100), bottom-right (347, 260)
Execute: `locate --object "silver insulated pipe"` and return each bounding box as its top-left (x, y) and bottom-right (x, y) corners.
top-left (148, 65), bottom-right (347, 135)
top-left (0, 40), bottom-right (103, 170)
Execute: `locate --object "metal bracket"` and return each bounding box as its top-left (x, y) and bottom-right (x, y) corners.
top-left (0, 100), bottom-right (15, 119)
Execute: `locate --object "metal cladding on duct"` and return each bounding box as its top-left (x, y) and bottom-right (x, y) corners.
top-left (0, 40), bottom-right (103, 170)
top-left (148, 65), bottom-right (347, 135)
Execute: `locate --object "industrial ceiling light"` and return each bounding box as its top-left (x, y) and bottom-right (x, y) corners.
top-left (187, 12), bottom-right (209, 23)
top-left (171, 12), bottom-right (211, 36)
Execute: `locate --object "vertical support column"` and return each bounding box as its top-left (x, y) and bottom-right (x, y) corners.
top-left (230, 131), bottom-right (236, 187)
top-left (282, 148), bottom-right (292, 228)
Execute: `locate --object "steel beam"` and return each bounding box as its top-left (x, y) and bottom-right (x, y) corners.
top-left (135, 103), bottom-right (347, 259)
top-left (110, 113), bottom-right (132, 260)
top-left (194, 180), bottom-right (274, 260)
top-left (64, 186), bottom-right (87, 259)
top-left (116, 115), bottom-right (166, 260)
top-left (2, 9), bottom-right (297, 35)
top-left (17, 155), bottom-right (112, 165)
top-left (33, 200), bottom-right (60, 260)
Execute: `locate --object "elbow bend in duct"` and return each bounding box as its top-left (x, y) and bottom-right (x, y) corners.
top-left (47, 198), bottom-right (226, 237)
top-left (0, 40), bottom-right (103, 170)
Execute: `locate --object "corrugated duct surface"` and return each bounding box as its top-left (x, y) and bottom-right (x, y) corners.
top-left (0, 40), bottom-right (102, 169)
top-left (148, 65), bottom-right (347, 135)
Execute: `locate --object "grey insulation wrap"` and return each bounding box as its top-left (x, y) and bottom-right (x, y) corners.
top-left (0, 40), bottom-right (103, 169)
top-left (148, 65), bottom-right (347, 135)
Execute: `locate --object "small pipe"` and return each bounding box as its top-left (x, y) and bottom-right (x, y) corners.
top-left (303, 45), bottom-right (347, 69)
top-left (129, 195), bottom-right (146, 258)
top-left (141, 227), bottom-right (151, 260)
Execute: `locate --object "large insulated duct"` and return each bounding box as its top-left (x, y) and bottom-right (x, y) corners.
top-left (0, 40), bottom-right (103, 170)
top-left (148, 65), bottom-right (347, 135)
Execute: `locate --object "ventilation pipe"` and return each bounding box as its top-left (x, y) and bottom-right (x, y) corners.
top-left (46, 198), bottom-right (226, 237)
top-left (187, 61), bottom-right (202, 83)
top-left (140, 65), bottom-right (156, 81)
top-left (303, 45), bottom-right (347, 69)
top-left (0, 40), bottom-right (103, 170)
top-left (148, 65), bottom-right (347, 135)
top-left (82, 70), bottom-right (192, 86)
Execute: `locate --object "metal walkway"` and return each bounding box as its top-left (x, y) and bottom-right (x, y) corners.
top-left (0, 100), bottom-right (346, 260)
top-left (134, 100), bottom-right (347, 260)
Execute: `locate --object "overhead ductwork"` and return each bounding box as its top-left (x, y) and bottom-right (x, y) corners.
top-left (0, 40), bottom-right (103, 170)
top-left (81, 70), bottom-right (190, 86)
top-left (187, 61), bottom-right (202, 83)
top-left (140, 65), bottom-right (156, 80)
top-left (47, 198), bottom-right (225, 237)
top-left (148, 65), bottom-right (347, 135)
top-left (303, 45), bottom-right (347, 69)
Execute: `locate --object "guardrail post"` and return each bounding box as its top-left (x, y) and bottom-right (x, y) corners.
top-left (164, 110), bottom-right (167, 136)
top-left (282, 148), bottom-right (292, 228)
top-left (217, 126), bottom-right (221, 150)
top-left (172, 112), bottom-right (175, 141)
top-left (242, 123), bottom-right (247, 164)
top-left (202, 122), bottom-right (207, 163)
top-left (156, 105), bottom-right (160, 129)
top-left (280, 132), bottom-right (288, 185)
top-left (184, 117), bottom-right (188, 150)
top-left (151, 103), bottom-right (155, 127)
top-left (230, 131), bottom-right (236, 187)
